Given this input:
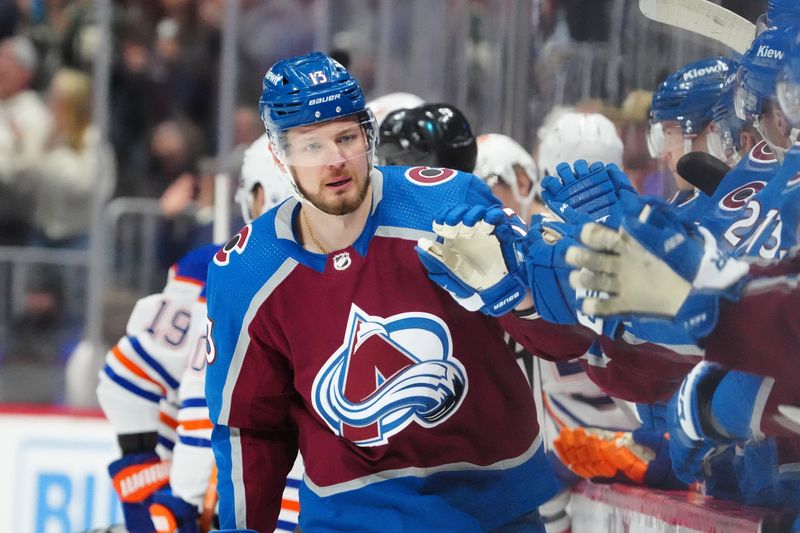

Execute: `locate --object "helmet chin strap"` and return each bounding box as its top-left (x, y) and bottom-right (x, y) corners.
top-left (683, 137), bottom-right (693, 156)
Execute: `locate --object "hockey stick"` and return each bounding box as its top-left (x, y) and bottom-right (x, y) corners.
top-left (639, 0), bottom-right (756, 54)
top-left (199, 465), bottom-right (218, 533)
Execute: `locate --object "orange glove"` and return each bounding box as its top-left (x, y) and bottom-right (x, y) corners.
top-left (553, 427), bottom-right (657, 483)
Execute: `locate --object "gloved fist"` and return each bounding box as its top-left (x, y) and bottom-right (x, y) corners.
top-left (150, 491), bottom-right (200, 533)
top-left (416, 204), bottom-right (528, 317)
top-left (541, 160), bottom-right (639, 223)
top-left (566, 197), bottom-right (749, 341)
top-left (108, 452), bottom-right (171, 533)
top-left (523, 203), bottom-right (589, 325)
top-left (553, 427), bottom-right (657, 483)
top-left (667, 361), bottom-right (730, 485)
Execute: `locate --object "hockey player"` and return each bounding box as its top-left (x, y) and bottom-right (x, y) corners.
top-left (203, 51), bottom-right (604, 532)
top-left (536, 112), bottom-right (624, 182)
top-left (647, 56), bottom-right (736, 213)
top-left (97, 134), bottom-right (291, 533)
top-left (559, 27), bottom-right (800, 490)
top-left (366, 91), bottom-right (425, 128)
top-left (474, 133), bottom-right (543, 221)
top-left (376, 102), bottom-right (478, 171)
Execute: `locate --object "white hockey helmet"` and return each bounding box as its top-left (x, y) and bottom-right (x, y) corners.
top-left (236, 133), bottom-right (293, 223)
top-left (367, 92), bottom-right (426, 127)
top-left (474, 133), bottom-right (540, 209)
top-left (537, 112), bottom-right (624, 177)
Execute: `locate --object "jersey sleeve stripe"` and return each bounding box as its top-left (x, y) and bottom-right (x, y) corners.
top-left (159, 411), bottom-right (179, 430)
top-left (179, 435), bottom-right (213, 448)
top-left (102, 364), bottom-right (162, 403)
top-left (182, 398), bottom-right (208, 408)
top-left (276, 519), bottom-right (297, 531)
top-left (281, 499), bottom-right (300, 512)
top-left (128, 336), bottom-right (181, 390)
top-left (180, 419), bottom-right (214, 431)
top-left (111, 345), bottom-right (168, 396)
top-left (158, 435), bottom-right (176, 451)
top-left (173, 274), bottom-right (205, 287)
top-left (218, 258), bottom-right (298, 425)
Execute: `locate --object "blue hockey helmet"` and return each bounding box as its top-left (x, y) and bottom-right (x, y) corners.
top-left (648, 57), bottom-right (735, 158)
top-left (257, 52), bottom-right (379, 199)
top-left (259, 51), bottom-right (368, 132)
top-left (776, 32), bottom-right (800, 126)
top-left (650, 57), bottom-right (735, 135)
top-left (734, 26), bottom-right (793, 122)
top-left (767, 0), bottom-right (800, 29)
top-left (707, 64), bottom-right (747, 165)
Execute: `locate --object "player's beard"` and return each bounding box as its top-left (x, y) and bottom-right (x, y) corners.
top-left (297, 171), bottom-right (372, 216)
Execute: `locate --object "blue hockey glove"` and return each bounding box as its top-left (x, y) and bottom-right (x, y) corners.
top-left (541, 160), bottom-right (638, 222)
top-left (416, 204), bottom-right (528, 317)
top-left (523, 204), bottom-right (589, 325)
top-left (524, 203), bottom-right (621, 336)
top-left (667, 362), bottom-right (731, 486)
top-left (566, 197), bottom-right (749, 341)
top-left (108, 452), bottom-right (171, 533)
top-left (150, 491), bottom-right (200, 533)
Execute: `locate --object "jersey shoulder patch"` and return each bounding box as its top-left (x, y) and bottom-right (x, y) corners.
top-left (213, 224), bottom-right (252, 267)
top-left (403, 166), bottom-right (459, 186)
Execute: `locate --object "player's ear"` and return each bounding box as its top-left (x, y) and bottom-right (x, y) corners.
top-left (739, 130), bottom-right (758, 155)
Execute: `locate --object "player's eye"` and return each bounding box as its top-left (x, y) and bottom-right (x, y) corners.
top-left (337, 134), bottom-right (357, 145)
top-left (301, 142), bottom-right (322, 153)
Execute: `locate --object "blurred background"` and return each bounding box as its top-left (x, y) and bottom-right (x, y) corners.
top-left (0, 0), bottom-right (766, 407)
top-left (0, 1), bottom-right (773, 532)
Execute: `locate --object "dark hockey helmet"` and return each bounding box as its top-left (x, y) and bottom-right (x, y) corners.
top-left (377, 103), bottom-right (477, 172)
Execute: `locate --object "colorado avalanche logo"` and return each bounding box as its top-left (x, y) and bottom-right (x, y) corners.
top-left (719, 181), bottom-right (766, 211)
top-left (214, 225), bottom-right (251, 266)
top-left (405, 166), bottom-right (458, 186)
top-left (312, 304), bottom-right (467, 447)
top-left (748, 140), bottom-right (777, 164)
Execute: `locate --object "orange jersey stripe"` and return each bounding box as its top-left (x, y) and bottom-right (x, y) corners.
top-left (159, 411), bottom-right (179, 430)
top-left (112, 346), bottom-right (166, 396)
top-left (173, 274), bottom-right (205, 287)
top-left (281, 499), bottom-right (300, 513)
top-left (179, 419), bottom-right (214, 431)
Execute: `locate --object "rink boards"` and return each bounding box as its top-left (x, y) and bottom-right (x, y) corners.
top-left (0, 406), bottom-right (301, 533)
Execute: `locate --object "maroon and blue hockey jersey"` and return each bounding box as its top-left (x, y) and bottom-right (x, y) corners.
top-left (205, 166), bottom-right (571, 532)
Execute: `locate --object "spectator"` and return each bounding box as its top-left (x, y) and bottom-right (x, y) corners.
top-left (145, 118), bottom-right (200, 198)
top-left (618, 89), bottom-right (672, 198)
top-left (24, 68), bottom-right (116, 248)
top-left (0, 269), bottom-right (80, 404)
top-left (0, 35), bottom-right (52, 245)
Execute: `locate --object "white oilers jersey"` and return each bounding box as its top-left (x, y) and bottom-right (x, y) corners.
top-left (97, 244), bottom-right (218, 508)
top-left (511, 339), bottom-right (639, 450)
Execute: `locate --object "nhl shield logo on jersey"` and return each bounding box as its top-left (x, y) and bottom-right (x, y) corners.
top-left (312, 304), bottom-right (468, 447)
top-left (404, 166), bottom-right (458, 186)
top-left (332, 251), bottom-right (351, 271)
